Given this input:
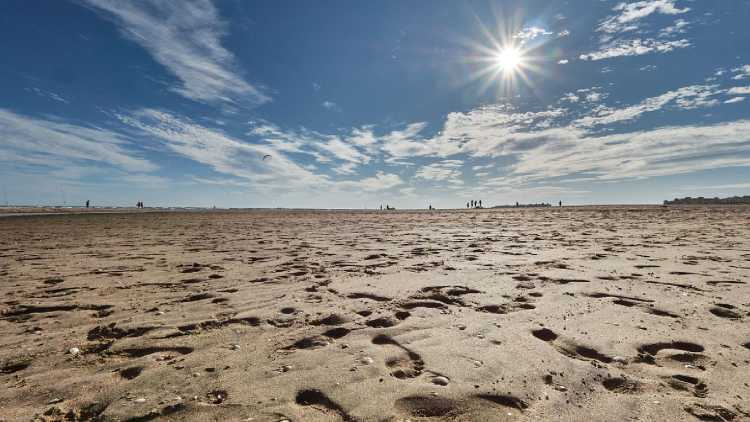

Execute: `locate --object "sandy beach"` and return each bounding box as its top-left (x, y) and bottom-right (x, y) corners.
top-left (1, 207), bottom-right (749, 421)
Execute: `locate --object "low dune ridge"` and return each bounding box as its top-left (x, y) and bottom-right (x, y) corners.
top-left (1, 206), bottom-right (749, 421)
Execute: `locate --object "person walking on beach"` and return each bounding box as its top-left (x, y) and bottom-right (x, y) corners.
top-left (479, 200), bottom-right (482, 208)
top-left (85, 200), bottom-right (89, 209)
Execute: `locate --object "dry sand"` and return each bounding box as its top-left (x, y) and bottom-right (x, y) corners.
top-left (1, 207), bottom-right (749, 421)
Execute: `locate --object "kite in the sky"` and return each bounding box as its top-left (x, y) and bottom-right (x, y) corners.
top-left (262, 154), bottom-right (271, 161)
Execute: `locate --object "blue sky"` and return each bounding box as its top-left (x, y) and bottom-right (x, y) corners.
top-left (1, 0), bottom-right (750, 208)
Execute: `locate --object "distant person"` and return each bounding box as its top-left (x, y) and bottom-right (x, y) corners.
top-left (85, 200), bottom-right (89, 209)
top-left (380, 204), bottom-right (383, 210)
top-left (516, 201), bottom-right (519, 207)
top-left (479, 200), bottom-right (482, 208)
top-left (466, 202), bottom-right (469, 208)
top-left (559, 201), bottom-right (562, 207)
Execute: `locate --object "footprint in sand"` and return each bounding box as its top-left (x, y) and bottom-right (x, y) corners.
top-left (118, 366), bottom-right (143, 380)
top-left (664, 374), bottom-right (709, 398)
top-left (394, 393), bottom-right (528, 419)
top-left (637, 341), bottom-right (710, 369)
top-left (531, 327), bottom-right (613, 364)
top-left (372, 334), bottom-right (424, 379)
top-left (295, 389), bottom-right (356, 422)
top-left (709, 303), bottom-right (741, 319)
top-left (602, 376), bottom-right (644, 394)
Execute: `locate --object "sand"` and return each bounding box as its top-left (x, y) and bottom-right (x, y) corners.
top-left (1, 207), bottom-right (749, 421)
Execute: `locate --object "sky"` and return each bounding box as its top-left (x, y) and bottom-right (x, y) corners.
top-left (1, 0), bottom-right (750, 208)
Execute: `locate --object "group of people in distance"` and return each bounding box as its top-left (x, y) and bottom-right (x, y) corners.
top-left (466, 200), bottom-right (483, 208)
top-left (379, 204), bottom-right (395, 210)
top-left (136, 201), bottom-right (145, 208)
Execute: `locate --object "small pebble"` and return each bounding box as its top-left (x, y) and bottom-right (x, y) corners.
top-left (360, 356), bottom-right (374, 365)
top-left (431, 376), bottom-right (450, 386)
top-left (134, 398), bottom-right (146, 403)
top-left (554, 385), bottom-right (567, 392)
top-left (230, 344), bottom-right (240, 350)
top-left (68, 347), bottom-right (81, 356)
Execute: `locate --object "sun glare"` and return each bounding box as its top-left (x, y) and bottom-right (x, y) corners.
top-left (461, 12), bottom-right (551, 99)
top-left (495, 47), bottom-right (523, 72)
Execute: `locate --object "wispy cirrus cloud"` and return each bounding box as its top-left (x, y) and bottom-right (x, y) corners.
top-left (0, 108), bottom-right (155, 175)
top-left (727, 86), bottom-right (750, 95)
top-left (336, 171), bottom-right (404, 191)
top-left (580, 0), bottom-right (691, 61)
top-left (248, 122), bottom-right (371, 167)
top-left (119, 110), bottom-right (404, 193)
top-left (597, 0), bottom-right (689, 34)
top-left (514, 26), bottom-right (552, 42)
top-left (506, 120), bottom-right (750, 184)
top-left (573, 85), bottom-right (720, 127)
top-left (579, 38), bottom-right (689, 61)
top-left (731, 65), bottom-right (750, 80)
top-left (119, 109), bottom-right (321, 187)
top-left (680, 182), bottom-right (750, 191)
top-left (415, 160), bottom-right (463, 183)
top-left (84, 0), bottom-right (269, 105)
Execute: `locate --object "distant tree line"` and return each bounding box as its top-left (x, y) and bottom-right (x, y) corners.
top-left (664, 196), bottom-right (750, 205)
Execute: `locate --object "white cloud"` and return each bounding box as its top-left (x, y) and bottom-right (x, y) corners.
top-left (506, 120), bottom-right (750, 184)
top-left (332, 162), bottom-right (358, 175)
top-left (597, 0), bottom-right (690, 34)
top-left (560, 92), bottom-right (579, 103)
top-left (0, 109), bottom-right (156, 176)
top-left (580, 38), bottom-right (690, 61)
top-left (380, 122), bottom-right (432, 158)
top-left (346, 127), bottom-right (378, 152)
top-left (558, 59), bottom-right (569, 64)
top-left (25, 87), bottom-right (69, 104)
top-left (514, 26), bottom-right (552, 41)
top-left (415, 160), bottom-right (463, 183)
top-left (84, 0), bottom-right (269, 105)
top-left (249, 123), bottom-right (370, 167)
top-left (336, 171), bottom-right (403, 191)
top-left (322, 101), bottom-right (341, 111)
top-left (574, 85), bottom-right (719, 127)
top-left (731, 65), bottom-right (750, 80)
top-left (682, 182), bottom-right (750, 190)
top-left (659, 19), bottom-right (690, 37)
top-left (727, 86), bottom-right (750, 95)
top-left (317, 136), bottom-right (370, 164)
top-left (120, 109), bottom-right (324, 188)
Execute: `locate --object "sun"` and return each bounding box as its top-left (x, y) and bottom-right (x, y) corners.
top-left (494, 47), bottom-right (523, 73)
